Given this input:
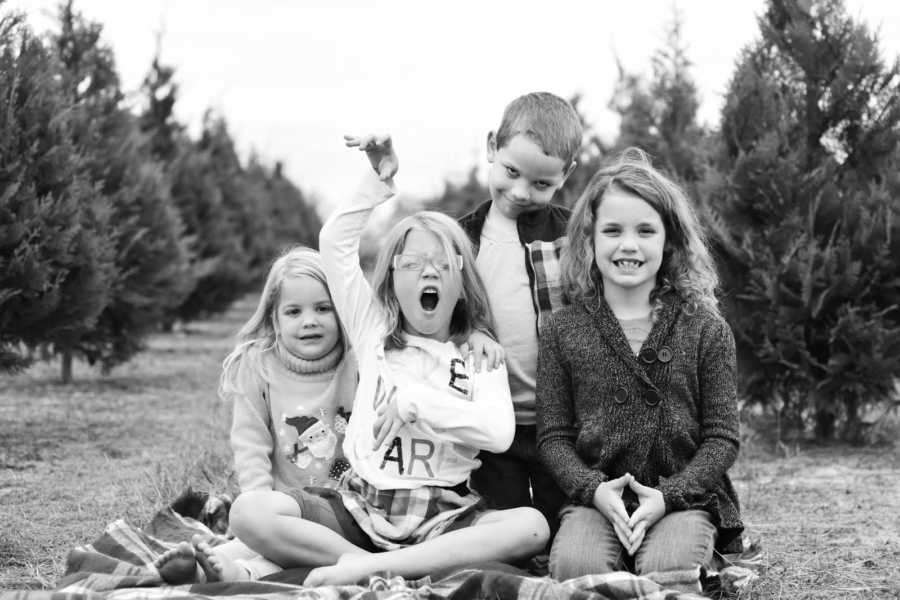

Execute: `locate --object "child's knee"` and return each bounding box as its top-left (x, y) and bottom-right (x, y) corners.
top-left (229, 490), bottom-right (276, 544)
top-left (550, 546), bottom-right (619, 581)
top-left (515, 507), bottom-right (550, 551)
top-left (635, 511), bottom-right (715, 574)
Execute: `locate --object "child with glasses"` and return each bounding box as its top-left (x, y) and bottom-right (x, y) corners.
top-left (227, 134), bottom-right (549, 586)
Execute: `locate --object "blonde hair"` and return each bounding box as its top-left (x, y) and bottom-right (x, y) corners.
top-left (369, 211), bottom-right (496, 349)
top-left (562, 147), bottom-right (719, 314)
top-left (219, 246), bottom-right (343, 400)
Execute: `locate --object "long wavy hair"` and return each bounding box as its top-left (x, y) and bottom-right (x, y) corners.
top-left (218, 246), bottom-right (344, 400)
top-left (562, 147), bottom-right (720, 314)
top-left (369, 211), bottom-right (496, 350)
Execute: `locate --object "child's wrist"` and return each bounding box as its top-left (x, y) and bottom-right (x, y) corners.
top-left (356, 170), bottom-right (396, 201)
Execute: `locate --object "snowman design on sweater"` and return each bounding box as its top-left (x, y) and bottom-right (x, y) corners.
top-left (282, 407), bottom-right (350, 485)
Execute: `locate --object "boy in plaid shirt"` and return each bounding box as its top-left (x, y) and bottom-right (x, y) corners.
top-left (460, 92), bottom-right (583, 540)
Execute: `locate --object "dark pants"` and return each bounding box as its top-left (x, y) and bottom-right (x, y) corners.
top-left (470, 424), bottom-right (566, 539)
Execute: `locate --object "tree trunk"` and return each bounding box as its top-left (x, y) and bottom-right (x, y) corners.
top-left (60, 350), bottom-right (73, 384)
top-left (841, 396), bottom-right (862, 444)
top-left (809, 387), bottom-right (836, 442)
top-left (814, 408), bottom-right (836, 441)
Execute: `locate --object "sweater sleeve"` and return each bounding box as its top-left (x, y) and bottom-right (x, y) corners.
top-left (319, 171), bottom-right (395, 351)
top-left (230, 358), bottom-right (275, 491)
top-left (658, 315), bottom-right (740, 511)
top-left (395, 363), bottom-right (514, 453)
top-left (536, 316), bottom-right (607, 506)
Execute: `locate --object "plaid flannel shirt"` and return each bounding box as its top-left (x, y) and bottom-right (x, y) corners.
top-left (458, 201), bottom-right (571, 336)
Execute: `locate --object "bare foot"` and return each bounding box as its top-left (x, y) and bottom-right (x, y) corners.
top-left (154, 541), bottom-right (202, 584)
top-left (304, 553), bottom-right (376, 587)
top-left (191, 534), bottom-right (249, 582)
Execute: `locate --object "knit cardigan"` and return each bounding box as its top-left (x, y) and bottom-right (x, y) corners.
top-left (536, 292), bottom-right (743, 552)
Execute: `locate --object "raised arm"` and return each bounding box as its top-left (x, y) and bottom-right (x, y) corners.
top-left (319, 135), bottom-right (397, 348)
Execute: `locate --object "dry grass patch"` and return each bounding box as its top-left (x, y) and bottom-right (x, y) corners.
top-left (732, 436), bottom-right (900, 599)
top-left (0, 299), bottom-right (254, 589)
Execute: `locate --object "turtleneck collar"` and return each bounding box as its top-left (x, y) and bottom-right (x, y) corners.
top-left (275, 338), bottom-right (343, 375)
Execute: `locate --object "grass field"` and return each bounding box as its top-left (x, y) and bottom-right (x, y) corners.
top-left (1, 297), bottom-right (899, 597)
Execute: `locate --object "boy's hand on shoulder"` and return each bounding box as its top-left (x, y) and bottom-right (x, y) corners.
top-left (344, 133), bottom-right (398, 181)
top-left (461, 331), bottom-right (505, 372)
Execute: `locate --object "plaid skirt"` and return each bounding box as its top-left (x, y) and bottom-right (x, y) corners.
top-left (336, 470), bottom-right (485, 550)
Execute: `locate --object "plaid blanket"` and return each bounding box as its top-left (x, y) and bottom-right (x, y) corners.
top-left (0, 496), bottom-right (759, 600)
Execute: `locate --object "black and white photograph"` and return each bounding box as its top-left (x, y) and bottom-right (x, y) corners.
top-left (2, 1), bottom-right (899, 598)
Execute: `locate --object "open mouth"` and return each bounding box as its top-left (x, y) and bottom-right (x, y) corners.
top-left (420, 286), bottom-right (440, 312)
top-left (613, 259), bottom-right (643, 271)
top-left (298, 333), bottom-right (322, 342)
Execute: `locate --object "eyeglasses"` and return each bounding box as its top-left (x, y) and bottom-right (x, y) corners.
top-left (392, 253), bottom-right (463, 272)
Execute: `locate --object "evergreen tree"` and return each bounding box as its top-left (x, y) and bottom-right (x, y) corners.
top-left (198, 112), bottom-right (271, 282)
top-left (166, 141), bottom-right (245, 323)
top-left (138, 58), bottom-right (249, 324)
top-left (139, 52), bottom-right (182, 162)
top-left (50, 2), bottom-right (192, 375)
top-left (559, 94), bottom-right (607, 207)
top-left (703, 0), bottom-right (900, 441)
top-left (425, 165), bottom-right (488, 219)
top-left (137, 55), bottom-right (219, 325)
top-left (609, 62), bottom-right (660, 160)
top-left (183, 113), bottom-right (326, 316)
top-left (0, 9), bottom-right (114, 377)
top-left (139, 55), bottom-right (324, 324)
top-left (608, 6), bottom-right (707, 182)
top-left (246, 157), bottom-right (322, 252)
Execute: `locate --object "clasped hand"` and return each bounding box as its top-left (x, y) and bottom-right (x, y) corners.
top-left (592, 474), bottom-right (666, 556)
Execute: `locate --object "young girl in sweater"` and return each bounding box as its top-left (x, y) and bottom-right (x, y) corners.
top-left (228, 134), bottom-right (548, 586)
top-left (154, 246), bottom-right (357, 583)
top-left (536, 148), bottom-right (743, 590)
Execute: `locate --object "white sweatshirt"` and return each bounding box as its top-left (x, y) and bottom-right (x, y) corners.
top-left (319, 172), bottom-right (514, 490)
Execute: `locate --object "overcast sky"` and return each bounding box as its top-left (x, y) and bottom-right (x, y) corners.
top-left (8, 0), bottom-right (900, 215)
